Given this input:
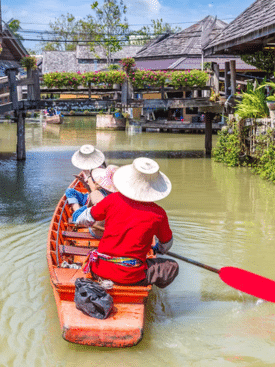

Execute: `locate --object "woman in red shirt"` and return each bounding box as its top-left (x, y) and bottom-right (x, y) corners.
top-left (76, 157), bottom-right (179, 288)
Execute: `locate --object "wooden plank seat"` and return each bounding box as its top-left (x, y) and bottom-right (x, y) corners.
top-left (59, 244), bottom-right (93, 256)
top-left (62, 231), bottom-right (95, 240)
top-left (66, 218), bottom-right (105, 232)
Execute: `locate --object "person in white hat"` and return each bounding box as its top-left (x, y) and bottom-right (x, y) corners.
top-left (77, 157), bottom-right (179, 288)
top-left (66, 145), bottom-right (118, 238)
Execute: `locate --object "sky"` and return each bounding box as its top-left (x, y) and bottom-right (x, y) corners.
top-left (3, 0), bottom-right (254, 52)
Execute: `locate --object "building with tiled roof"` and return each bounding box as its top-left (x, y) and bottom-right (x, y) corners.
top-left (42, 45), bottom-right (142, 74)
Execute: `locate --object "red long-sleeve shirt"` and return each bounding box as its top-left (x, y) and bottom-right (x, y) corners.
top-left (90, 192), bottom-right (172, 284)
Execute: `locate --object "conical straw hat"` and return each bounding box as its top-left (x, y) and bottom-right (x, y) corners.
top-left (71, 145), bottom-right (105, 170)
top-left (92, 165), bottom-right (119, 193)
top-left (113, 157), bottom-right (171, 202)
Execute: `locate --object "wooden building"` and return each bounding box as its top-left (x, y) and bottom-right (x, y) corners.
top-left (203, 0), bottom-right (275, 56)
top-left (42, 45), bottom-right (142, 74)
top-left (0, 21), bottom-right (28, 107)
top-left (134, 15), bottom-right (258, 123)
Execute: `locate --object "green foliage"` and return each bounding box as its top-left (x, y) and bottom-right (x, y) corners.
top-left (83, 110), bottom-right (90, 115)
top-left (20, 56), bottom-right (37, 70)
top-left (119, 57), bottom-right (136, 75)
top-left (43, 72), bottom-right (83, 88)
top-left (251, 136), bottom-right (275, 182)
top-left (213, 125), bottom-right (242, 167)
top-left (88, 0), bottom-right (128, 63)
top-left (108, 64), bottom-right (120, 70)
top-left (235, 80), bottom-right (269, 119)
top-left (41, 13), bottom-right (85, 51)
top-left (203, 62), bottom-right (211, 70)
top-left (134, 18), bottom-right (181, 45)
top-left (69, 110), bottom-right (75, 115)
top-left (43, 68), bottom-right (210, 90)
top-left (83, 70), bottom-right (127, 86)
top-left (169, 70), bottom-right (209, 88)
top-left (130, 70), bottom-right (169, 88)
top-left (8, 19), bottom-right (23, 41)
top-left (241, 51), bottom-right (275, 75)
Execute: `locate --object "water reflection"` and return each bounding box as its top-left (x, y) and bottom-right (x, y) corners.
top-left (1, 117), bottom-right (275, 365)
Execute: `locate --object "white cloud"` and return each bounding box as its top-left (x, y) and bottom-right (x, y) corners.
top-left (208, 3), bottom-right (213, 7)
top-left (146, 0), bottom-right (161, 13)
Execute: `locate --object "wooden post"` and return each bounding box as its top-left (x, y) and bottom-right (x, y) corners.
top-left (230, 60), bottom-right (236, 95)
top-left (212, 62), bottom-right (220, 94)
top-left (16, 110), bottom-right (26, 160)
top-left (27, 69), bottom-right (35, 100)
top-left (32, 69), bottom-right (41, 100)
top-left (225, 61), bottom-right (230, 97)
top-left (121, 80), bottom-right (128, 106)
top-left (6, 68), bottom-right (19, 110)
top-left (88, 82), bottom-right (91, 99)
top-left (205, 112), bottom-right (212, 157)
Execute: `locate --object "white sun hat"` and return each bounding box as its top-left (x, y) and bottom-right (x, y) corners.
top-left (92, 165), bottom-right (119, 193)
top-left (113, 157), bottom-right (172, 202)
top-left (71, 145), bottom-right (105, 170)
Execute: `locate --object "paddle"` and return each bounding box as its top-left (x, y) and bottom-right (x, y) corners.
top-left (167, 251), bottom-right (275, 303)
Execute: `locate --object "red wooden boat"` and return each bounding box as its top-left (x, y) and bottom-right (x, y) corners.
top-left (47, 175), bottom-right (152, 347)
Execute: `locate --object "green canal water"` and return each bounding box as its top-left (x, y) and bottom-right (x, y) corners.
top-left (1, 117), bottom-right (275, 366)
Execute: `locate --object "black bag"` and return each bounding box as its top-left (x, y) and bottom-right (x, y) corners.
top-left (74, 278), bottom-right (113, 319)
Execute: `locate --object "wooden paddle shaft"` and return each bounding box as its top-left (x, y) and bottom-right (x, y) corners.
top-left (167, 251), bottom-right (220, 274)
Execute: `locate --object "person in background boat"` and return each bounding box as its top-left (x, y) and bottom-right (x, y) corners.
top-left (65, 144), bottom-right (116, 238)
top-left (77, 157), bottom-right (179, 288)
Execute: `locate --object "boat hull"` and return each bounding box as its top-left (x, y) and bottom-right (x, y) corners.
top-left (45, 115), bottom-right (64, 124)
top-left (47, 177), bottom-right (152, 347)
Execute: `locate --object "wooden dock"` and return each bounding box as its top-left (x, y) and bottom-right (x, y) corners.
top-left (141, 121), bottom-right (223, 133)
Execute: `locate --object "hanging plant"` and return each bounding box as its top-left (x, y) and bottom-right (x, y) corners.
top-left (119, 57), bottom-right (136, 75)
top-left (20, 55), bottom-right (37, 70)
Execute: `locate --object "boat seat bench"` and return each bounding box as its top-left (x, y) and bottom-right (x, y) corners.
top-left (62, 231), bottom-right (96, 240)
top-left (59, 244), bottom-right (93, 256)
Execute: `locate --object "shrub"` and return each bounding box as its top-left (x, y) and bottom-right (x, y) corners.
top-left (235, 80), bottom-right (269, 119)
top-left (83, 110), bottom-right (90, 115)
top-left (69, 110), bottom-right (75, 115)
top-left (170, 70), bottom-right (209, 89)
top-left (213, 124), bottom-right (242, 167)
top-left (130, 70), bottom-right (169, 89)
top-left (43, 72), bottom-right (82, 89)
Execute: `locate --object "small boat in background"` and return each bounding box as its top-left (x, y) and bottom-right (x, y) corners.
top-left (45, 114), bottom-right (64, 124)
top-left (47, 175), bottom-right (152, 347)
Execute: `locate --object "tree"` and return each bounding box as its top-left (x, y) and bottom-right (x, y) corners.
top-left (133, 19), bottom-right (181, 45)
top-left (241, 51), bottom-right (275, 78)
top-left (86, 0), bottom-right (129, 64)
top-left (8, 19), bottom-right (24, 41)
top-left (40, 13), bottom-right (87, 51)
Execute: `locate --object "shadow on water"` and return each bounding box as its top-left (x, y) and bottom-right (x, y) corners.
top-left (105, 150), bottom-right (205, 159)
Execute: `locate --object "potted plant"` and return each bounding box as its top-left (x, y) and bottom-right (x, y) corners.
top-left (20, 55), bottom-right (37, 70)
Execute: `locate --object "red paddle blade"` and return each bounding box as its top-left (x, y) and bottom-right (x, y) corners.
top-left (219, 267), bottom-right (275, 302)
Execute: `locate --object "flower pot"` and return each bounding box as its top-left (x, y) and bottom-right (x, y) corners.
top-left (267, 101), bottom-right (275, 111)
